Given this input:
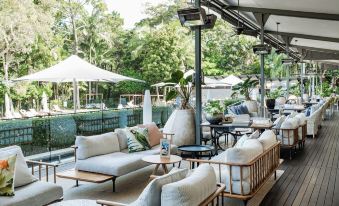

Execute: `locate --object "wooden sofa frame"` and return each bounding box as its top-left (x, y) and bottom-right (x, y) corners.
top-left (299, 123), bottom-right (307, 149)
top-left (96, 183), bottom-right (226, 206)
top-left (273, 127), bottom-right (298, 159)
top-left (26, 160), bottom-right (63, 204)
top-left (186, 142), bottom-right (281, 205)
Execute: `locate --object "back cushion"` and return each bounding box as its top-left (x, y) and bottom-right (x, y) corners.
top-left (0, 145), bottom-right (37, 188)
top-left (76, 132), bottom-right (120, 160)
top-left (115, 128), bottom-right (129, 150)
top-left (295, 113), bottom-right (306, 125)
top-left (138, 122), bottom-right (163, 147)
top-left (234, 134), bottom-right (248, 148)
top-left (273, 115), bottom-right (286, 129)
top-left (225, 139), bottom-right (263, 180)
top-left (131, 168), bottom-right (188, 206)
top-left (248, 130), bottom-right (260, 139)
top-left (161, 165), bottom-right (217, 206)
top-left (281, 118), bottom-right (298, 129)
top-left (258, 130), bottom-right (277, 150)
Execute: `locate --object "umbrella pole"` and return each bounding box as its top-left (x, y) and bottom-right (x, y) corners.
top-left (73, 78), bottom-right (77, 113)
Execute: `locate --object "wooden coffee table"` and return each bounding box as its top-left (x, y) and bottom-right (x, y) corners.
top-left (142, 155), bottom-right (182, 175)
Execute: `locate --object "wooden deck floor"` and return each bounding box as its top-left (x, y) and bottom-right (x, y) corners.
top-left (261, 111), bottom-right (339, 206)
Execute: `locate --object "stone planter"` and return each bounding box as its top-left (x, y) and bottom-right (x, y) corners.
top-left (266, 99), bottom-right (276, 109)
top-left (163, 109), bottom-right (195, 146)
top-left (205, 113), bottom-right (224, 125)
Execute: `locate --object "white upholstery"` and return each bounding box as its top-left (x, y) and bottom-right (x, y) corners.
top-left (161, 165), bottom-right (217, 206)
top-left (258, 130), bottom-right (277, 150)
top-left (0, 181), bottom-right (63, 206)
top-left (273, 115), bottom-right (286, 129)
top-left (248, 130), bottom-right (260, 139)
top-left (281, 118), bottom-right (298, 129)
top-left (0, 146), bottom-right (37, 188)
top-left (130, 168), bottom-right (188, 206)
top-left (234, 134), bottom-right (248, 148)
top-left (115, 128), bottom-right (129, 150)
top-left (295, 113), bottom-right (307, 140)
top-left (275, 97), bottom-right (286, 106)
top-left (225, 139), bottom-right (263, 181)
top-left (76, 132), bottom-right (120, 160)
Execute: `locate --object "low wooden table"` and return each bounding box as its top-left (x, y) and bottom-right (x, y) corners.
top-left (142, 155), bottom-right (182, 175)
top-left (56, 169), bottom-right (116, 191)
top-left (51, 199), bottom-right (97, 206)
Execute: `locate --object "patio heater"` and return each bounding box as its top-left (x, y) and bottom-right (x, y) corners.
top-left (177, 0), bottom-right (217, 144)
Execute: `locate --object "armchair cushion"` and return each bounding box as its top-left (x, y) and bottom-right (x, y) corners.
top-left (273, 115), bottom-right (286, 129)
top-left (258, 130), bottom-right (277, 151)
top-left (161, 164), bottom-right (217, 206)
top-left (281, 118), bottom-right (298, 129)
top-left (234, 134), bottom-right (248, 148)
top-left (0, 146), bottom-right (37, 188)
top-left (249, 130), bottom-right (260, 139)
top-left (131, 168), bottom-right (188, 206)
top-left (76, 132), bottom-right (120, 160)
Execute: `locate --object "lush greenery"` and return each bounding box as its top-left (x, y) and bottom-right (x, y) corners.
top-left (0, 0), bottom-right (337, 113)
top-left (165, 70), bottom-right (193, 109)
top-left (231, 77), bottom-right (259, 100)
top-left (204, 100), bottom-right (224, 115)
top-left (267, 86), bottom-right (284, 99)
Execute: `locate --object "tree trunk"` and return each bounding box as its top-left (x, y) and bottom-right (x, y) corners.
top-left (3, 54), bottom-right (9, 82)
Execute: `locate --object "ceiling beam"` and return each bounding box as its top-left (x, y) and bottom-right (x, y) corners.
top-left (290, 45), bottom-right (339, 54)
top-left (265, 30), bottom-right (339, 43)
top-left (226, 6), bottom-right (339, 21)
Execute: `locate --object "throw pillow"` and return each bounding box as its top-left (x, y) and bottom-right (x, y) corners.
top-left (0, 155), bottom-right (17, 196)
top-left (0, 146), bottom-right (37, 188)
top-left (138, 122), bottom-right (163, 147)
top-left (241, 105), bottom-right (250, 114)
top-left (127, 128), bottom-right (151, 153)
top-left (248, 130), bottom-right (260, 139)
top-left (273, 116), bottom-right (286, 129)
top-left (130, 168), bottom-right (188, 206)
top-left (234, 134), bottom-right (248, 148)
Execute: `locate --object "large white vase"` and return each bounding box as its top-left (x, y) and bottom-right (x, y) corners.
top-left (243, 100), bottom-right (258, 113)
top-left (143, 90), bottom-right (152, 124)
top-left (163, 109), bottom-right (195, 146)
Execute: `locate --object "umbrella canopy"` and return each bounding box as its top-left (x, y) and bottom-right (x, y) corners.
top-left (220, 75), bottom-right (243, 86)
top-left (14, 55), bottom-right (144, 83)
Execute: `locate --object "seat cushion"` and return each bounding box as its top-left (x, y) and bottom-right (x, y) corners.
top-left (0, 146), bottom-right (37, 188)
top-left (0, 181), bottom-right (63, 206)
top-left (75, 132), bottom-right (120, 160)
top-left (161, 165), bottom-right (217, 206)
top-left (258, 130), bottom-right (277, 151)
top-left (130, 168), bottom-right (188, 206)
top-left (76, 152), bottom-right (150, 176)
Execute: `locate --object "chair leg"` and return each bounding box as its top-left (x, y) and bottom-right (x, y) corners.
top-left (243, 200), bottom-right (248, 206)
top-left (274, 170), bottom-right (277, 180)
top-left (289, 148), bottom-right (292, 160)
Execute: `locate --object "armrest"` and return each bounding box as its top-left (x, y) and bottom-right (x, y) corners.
top-left (71, 145), bottom-right (78, 162)
top-left (199, 183), bottom-right (226, 206)
top-left (26, 160), bottom-right (59, 183)
top-left (96, 200), bottom-right (128, 206)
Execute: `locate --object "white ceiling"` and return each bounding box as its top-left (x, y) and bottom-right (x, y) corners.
top-left (218, 0), bottom-right (339, 61)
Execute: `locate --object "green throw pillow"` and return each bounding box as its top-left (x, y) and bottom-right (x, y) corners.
top-left (0, 155), bottom-right (17, 196)
top-left (127, 128), bottom-right (151, 153)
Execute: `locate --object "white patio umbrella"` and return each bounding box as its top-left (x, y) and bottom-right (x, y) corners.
top-left (143, 90), bottom-right (152, 124)
top-left (14, 55), bottom-right (144, 112)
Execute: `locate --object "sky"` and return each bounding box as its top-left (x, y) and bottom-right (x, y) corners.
top-left (104, 0), bottom-right (168, 29)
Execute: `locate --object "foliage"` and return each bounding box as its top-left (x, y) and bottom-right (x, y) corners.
top-left (165, 70), bottom-right (193, 109)
top-left (204, 100), bottom-right (224, 115)
top-left (317, 81), bottom-right (335, 97)
top-left (232, 77), bottom-right (259, 100)
top-left (267, 86), bottom-right (284, 99)
top-left (289, 84), bottom-right (301, 97)
top-left (223, 99), bottom-right (241, 108)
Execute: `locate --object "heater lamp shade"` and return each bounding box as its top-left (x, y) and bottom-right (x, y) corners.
top-left (178, 7), bottom-right (206, 27)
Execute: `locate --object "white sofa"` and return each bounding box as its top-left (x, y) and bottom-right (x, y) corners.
top-left (97, 165), bottom-right (225, 206)
top-left (74, 130), bottom-right (177, 191)
top-left (0, 146), bottom-right (63, 206)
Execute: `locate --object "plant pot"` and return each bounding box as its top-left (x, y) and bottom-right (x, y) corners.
top-left (243, 100), bottom-right (258, 113)
top-left (266, 99), bottom-right (276, 109)
top-left (163, 109), bottom-right (195, 146)
top-left (205, 113), bottom-right (224, 125)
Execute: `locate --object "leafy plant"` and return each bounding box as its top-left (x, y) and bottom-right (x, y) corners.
top-left (316, 81), bottom-right (335, 97)
top-left (165, 70), bottom-right (193, 109)
top-left (289, 84), bottom-right (301, 97)
top-left (204, 100), bottom-right (224, 115)
top-left (231, 77), bottom-right (259, 100)
top-left (223, 99), bottom-right (241, 108)
top-left (267, 86), bottom-right (284, 99)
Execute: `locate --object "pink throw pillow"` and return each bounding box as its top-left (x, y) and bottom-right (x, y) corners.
top-left (138, 122), bottom-right (162, 147)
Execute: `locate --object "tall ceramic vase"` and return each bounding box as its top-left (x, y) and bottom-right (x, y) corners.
top-left (163, 109), bottom-right (195, 146)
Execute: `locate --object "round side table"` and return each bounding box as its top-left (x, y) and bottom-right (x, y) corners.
top-left (142, 155), bottom-right (182, 175)
top-left (177, 145), bottom-right (215, 168)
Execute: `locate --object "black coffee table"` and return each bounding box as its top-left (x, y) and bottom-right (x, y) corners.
top-left (177, 145), bottom-right (215, 168)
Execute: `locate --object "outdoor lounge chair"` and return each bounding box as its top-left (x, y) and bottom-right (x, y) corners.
top-left (96, 165), bottom-right (225, 206)
top-left (52, 105), bottom-right (64, 113)
top-left (0, 145), bottom-right (63, 206)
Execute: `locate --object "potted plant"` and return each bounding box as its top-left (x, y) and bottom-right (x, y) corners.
top-left (163, 70), bottom-right (195, 146)
top-left (204, 100), bottom-right (224, 124)
top-left (231, 77), bottom-right (259, 112)
top-left (266, 86), bottom-right (283, 109)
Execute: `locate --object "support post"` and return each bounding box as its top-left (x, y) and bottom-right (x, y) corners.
top-left (194, 0), bottom-right (202, 144)
top-left (300, 61), bottom-right (305, 102)
top-left (259, 14), bottom-right (265, 117)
